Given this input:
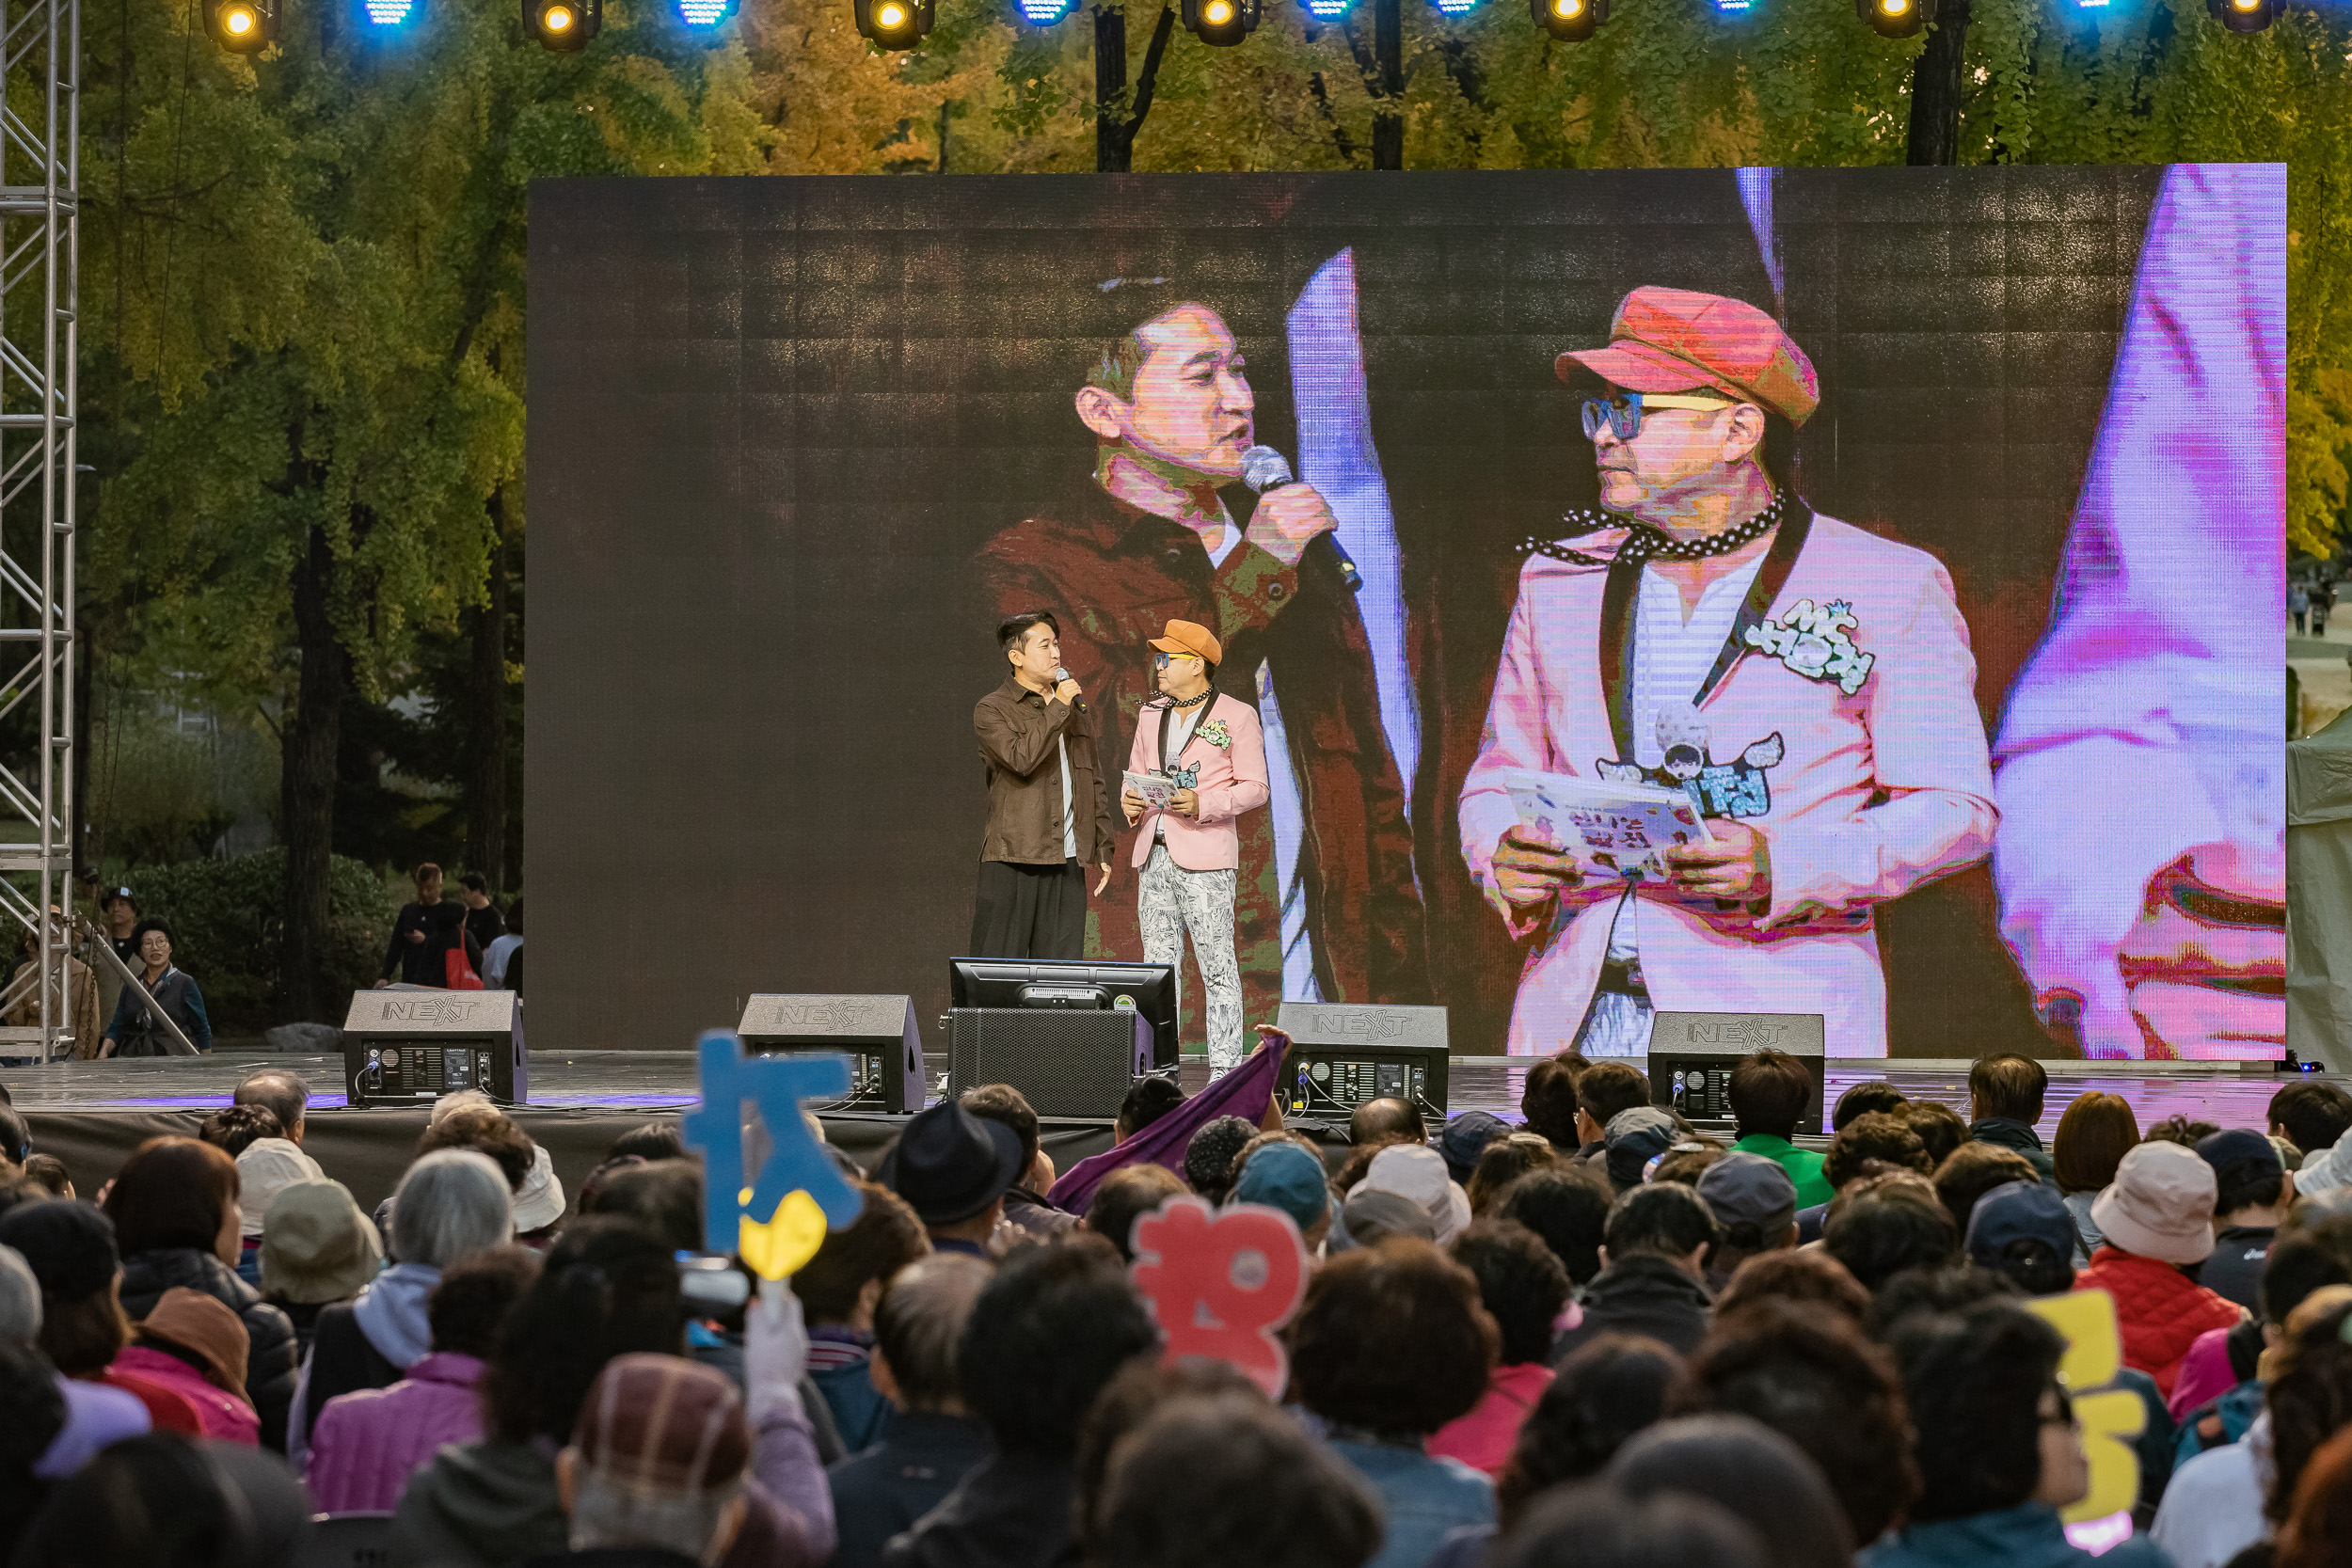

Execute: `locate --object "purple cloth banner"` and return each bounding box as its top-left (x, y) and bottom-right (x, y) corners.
top-left (1045, 1044), bottom-right (1286, 1216)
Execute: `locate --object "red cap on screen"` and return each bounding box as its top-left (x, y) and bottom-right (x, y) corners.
top-left (1557, 286), bottom-right (1820, 427)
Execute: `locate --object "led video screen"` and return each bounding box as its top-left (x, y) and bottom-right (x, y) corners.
top-left (527, 165), bottom-right (2284, 1060)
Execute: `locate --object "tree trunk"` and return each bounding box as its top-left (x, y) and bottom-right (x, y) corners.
top-left (1095, 6), bottom-right (1130, 173)
top-left (466, 493), bottom-right (509, 893)
top-left (281, 522), bottom-right (345, 1022)
top-left (1905, 0), bottom-right (1971, 166)
top-left (1372, 0), bottom-right (1403, 169)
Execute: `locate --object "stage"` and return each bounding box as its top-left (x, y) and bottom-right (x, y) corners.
top-left (4, 1051), bottom-right (2334, 1215)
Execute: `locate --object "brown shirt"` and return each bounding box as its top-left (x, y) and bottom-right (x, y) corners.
top-left (974, 674), bottom-right (1117, 866)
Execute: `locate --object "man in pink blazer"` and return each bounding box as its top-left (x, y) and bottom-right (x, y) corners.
top-left (1121, 619), bottom-right (1270, 1075)
top-left (1459, 288), bottom-right (1997, 1059)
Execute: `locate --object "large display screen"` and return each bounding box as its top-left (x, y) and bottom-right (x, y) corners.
top-left (527, 166), bottom-right (2284, 1060)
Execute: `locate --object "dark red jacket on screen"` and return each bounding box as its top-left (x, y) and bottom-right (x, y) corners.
top-left (2074, 1245), bottom-right (2244, 1399)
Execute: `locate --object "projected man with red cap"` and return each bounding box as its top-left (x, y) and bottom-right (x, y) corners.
top-left (1459, 288), bottom-right (1998, 1058)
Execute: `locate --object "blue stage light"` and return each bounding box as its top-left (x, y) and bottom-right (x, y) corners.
top-left (1430, 0), bottom-right (1478, 14)
top-left (677, 0), bottom-right (733, 20)
top-left (1710, 0), bottom-right (1754, 11)
top-left (1302, 0), bottom-right (1351, 15)
top-left (1016, 0), bottom-right (1077, 22)
top-left (361, 0), bottom-right (417, 23)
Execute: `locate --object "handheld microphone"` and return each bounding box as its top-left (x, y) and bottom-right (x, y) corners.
top-left (1241, 445), bottom-right (1363, 594)
top-left (1052, 666), bottom-right (1084, 710)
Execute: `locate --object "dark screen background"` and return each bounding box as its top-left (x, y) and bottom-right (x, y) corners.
top-left (527, 166), bottom-right (2165, 1055)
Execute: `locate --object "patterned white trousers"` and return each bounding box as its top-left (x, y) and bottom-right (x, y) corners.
top-left (1138, 841), bottom-right (1245, 1076)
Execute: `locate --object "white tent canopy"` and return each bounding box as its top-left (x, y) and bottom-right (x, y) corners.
top-left (2288, 707), bottom-right (2352, 1068)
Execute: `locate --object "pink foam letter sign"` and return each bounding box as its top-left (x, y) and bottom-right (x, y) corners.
top-left (1128, 1196), bottom-right (1310, 1397)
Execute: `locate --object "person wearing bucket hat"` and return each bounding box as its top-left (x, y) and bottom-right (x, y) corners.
top-left (258, 1180), bottom-right (383, 1357)
top-left (2075, 1141), bottom-right (2246, 1398)
top-left (1460, 285), bottom-right (1996, 1060)
top-left (879, 1101), bottom-right (1025, 1256)
top-left (1120, 618), bottom-right (1269, 1078)
top-left (1348, 1144), bottom-right (1471, 1246)
top-left (111, 1286), bottom-right (261, 1445)
top-left (973, 281), bottom-right (1425, 1028)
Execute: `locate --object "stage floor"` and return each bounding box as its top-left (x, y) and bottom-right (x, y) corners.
top-left (6, 1051), bottom-right (2334, 1213)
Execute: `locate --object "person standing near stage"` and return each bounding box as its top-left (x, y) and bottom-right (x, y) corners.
top-left (971, 610), bottom-right (1118, 960)
top-left (1459, 287), bottom-right (1997, 1057)
top-left (377, 863), bottom-right (455, 989)
top-left (99, 919), bottom-right (213, 1057)
top-left (1120, 619), bottom-right (1269, 1077)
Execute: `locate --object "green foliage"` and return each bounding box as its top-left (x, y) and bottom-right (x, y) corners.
top-left (128, 848), bottom-right (398, 1026)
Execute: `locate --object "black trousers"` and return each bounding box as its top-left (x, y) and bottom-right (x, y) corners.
top-left (971, 859), bottom-right (1087, 960)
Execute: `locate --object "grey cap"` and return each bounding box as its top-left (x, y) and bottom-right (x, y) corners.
top-left (1324, 1188), bottom-right (1438, 1255)
top-left (1695, 1151), bottom-right (1798, 1238)
top-left (1604, 1105), bottom-right (1682, 1190)
top-left (0, 1242), bottom-right (40, 1345)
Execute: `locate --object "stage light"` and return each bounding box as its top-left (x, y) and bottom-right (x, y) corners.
top-left (2205, 0), bottom-right (2273, 29)
top-left (1431, 0), bottom-right (1478, 14)
top-left (526, 0), bottom-right (599, 47)
top-left (1182, 0), bottom-right (1259, 46)
top-left (1530, 0), bottom-right (1604, 40)
top-left (853, 0), bottom-right (933, 46)
top-left (1300, 0), bottom-right (1350, 13)
top-left (1855, 0), bottom-right (1921, 38)
top-left (1015, 0), bottom-right (1076, 22)
top-left (676, 0), bottom-right (738, 24)
top-left (362, 0), bottom-right (420, 23)
top-left (208, 0), bottom-right (277, 51)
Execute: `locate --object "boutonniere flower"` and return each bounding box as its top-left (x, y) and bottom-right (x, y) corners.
top-left (1198, 719), bottom-right (1232, 750)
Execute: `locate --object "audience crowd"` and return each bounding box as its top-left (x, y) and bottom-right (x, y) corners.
top-left (0, 1047), bottom-right (2350, 1568)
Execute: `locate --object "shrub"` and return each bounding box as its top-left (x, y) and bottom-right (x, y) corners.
top-left (117, 849), bottom-right (398, 1029)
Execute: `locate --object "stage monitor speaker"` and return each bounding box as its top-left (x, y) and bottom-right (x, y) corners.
top-left (343, 990), bottom-right (526, 1107)
top-left (946, 1006), bottom-right (1154, 1119)
top-left (1274, 1001), bottom-right (1450, 1119)
top-left (1645, 1011), bottom-right (1825, 1136)
top-left (738, 994), bottom-right (927, 1115)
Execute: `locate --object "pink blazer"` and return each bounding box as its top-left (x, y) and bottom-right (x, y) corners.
top-left (1459, 510), bottom-right (1997, 1057)
top-left (1126, 691), bottom-right (1269, 871)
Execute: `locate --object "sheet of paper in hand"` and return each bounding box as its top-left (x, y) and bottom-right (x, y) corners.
top-left (1124, 770), bottom-right (1180, 812)
top-left (1502, 769), bottom-right (1713, 879)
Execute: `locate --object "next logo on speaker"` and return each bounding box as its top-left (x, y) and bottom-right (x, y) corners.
top-left (1304, 1007), bottom-right (1406, 1042)
top-left (1679, 1019), bottom-right (1787, 1049)
top-left (374, 996), bottom-right (490, 1027)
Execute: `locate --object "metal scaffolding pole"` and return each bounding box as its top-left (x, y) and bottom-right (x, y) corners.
top-left (0, 0), bottom-right (76, 1061)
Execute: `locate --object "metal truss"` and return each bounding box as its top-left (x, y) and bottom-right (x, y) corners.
top-left (0, 0), bottom-right (75, 1060)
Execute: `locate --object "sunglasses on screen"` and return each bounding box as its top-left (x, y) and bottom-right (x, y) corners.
top-left (1581, 390), bottom-right (1737, 442)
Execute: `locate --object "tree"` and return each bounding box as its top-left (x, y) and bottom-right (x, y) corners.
top-left (84, 0), bottom-right (768, 1019)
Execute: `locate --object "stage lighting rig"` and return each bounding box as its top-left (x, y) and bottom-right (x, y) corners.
top-left (677, 0), bottom-right (739, 23)
top-left (1530, 0), bottom-right (1604, 40)
top-left (2205, 0), bottom-right (2274, 29)
top-left (526, 0), bottom-right (600, 49)
top-left (1016, 0), bottom-right (1077, 21)
top-left (1431, 0), bottom-right (1477, 14)
top-left (1856, 0), bottom-right (1922, 38)
top-left (1300, 0), bottom-right (1351, 15)
top-left (1182, 0), bottom-right (1261, 46)
top-left (855, 0), bottom-right (934, 46)
top-left (209, 0), bottom-right (278, 51)
top-left (361, 0), bottom-right (420, 24)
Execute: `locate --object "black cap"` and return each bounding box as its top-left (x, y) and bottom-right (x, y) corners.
top-left (1436, 1112), bottom-right (1510, 1183)
top-left (878, 1101), bottom-right (1024, 1227)
top-left (0, 1198), bottom-right (119, 1296)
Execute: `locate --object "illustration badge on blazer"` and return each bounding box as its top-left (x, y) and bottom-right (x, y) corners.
top-left (1598, 705), bottom-right (1783, 821)
top-left (1743, 598), bottom-right (1875, 695)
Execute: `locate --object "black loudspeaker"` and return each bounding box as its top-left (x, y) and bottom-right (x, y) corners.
top-left (1645, 1012), bottom-right (1826, 1135)
top-left (1275, 1002), bottom-right (1451, 1119)
top-left (946, 1006), bottom-right (1154, 1119)
top-left (738, 994), bottom-right (927, 1115)
top-left (343, 990), bottom-right (527, 1107)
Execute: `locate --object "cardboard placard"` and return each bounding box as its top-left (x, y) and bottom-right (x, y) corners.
top-left (2026, 1288), bottom-right (2147, 1528)
top-left (682, 1029), bottom-right (865, 1278)
top-left (1128, 1196), bottom-right (1310, 1397)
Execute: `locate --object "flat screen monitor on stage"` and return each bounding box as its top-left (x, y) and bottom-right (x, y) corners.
top-left (948, 958), bottom-right (1180, 1070)
top-left (529, 165), bottom-right (2287, 1065)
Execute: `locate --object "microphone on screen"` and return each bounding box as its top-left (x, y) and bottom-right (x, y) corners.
top-left (1241, 445), bottom-right (1363, 594)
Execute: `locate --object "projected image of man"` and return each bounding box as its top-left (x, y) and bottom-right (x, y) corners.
top-left (974, 289), bottom-right (1424, 1021)
top-left (1459, 288), bottom-right (1998, 1058)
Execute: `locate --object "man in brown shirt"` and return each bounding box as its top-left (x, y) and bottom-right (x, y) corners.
top-left (975, 293), bottom-right (1425, 1017)
top-left (971, 610), bottom-right (1118, 959)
